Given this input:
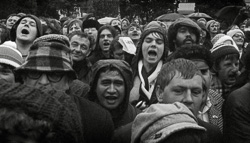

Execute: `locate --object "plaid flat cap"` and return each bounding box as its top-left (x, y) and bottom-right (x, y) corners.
top-left (16, 34), bottom-right (77, 79)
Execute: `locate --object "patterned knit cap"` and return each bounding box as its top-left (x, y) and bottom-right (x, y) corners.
top-left (16, 34), bottom-right (77, 79)
top-left (0, 41), bottom-right (23, 68)
top-left (131, 102), bottom-right (206, 143)
top-left (210, 35), bottom-right (239, 61)
top-left (211, 34), bottom-right (225, 45)
top-left (0, 80), bottom-right (84, 143)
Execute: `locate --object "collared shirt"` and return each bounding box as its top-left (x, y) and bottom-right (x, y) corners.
top-left (198, 96), bottom-right (212, 123)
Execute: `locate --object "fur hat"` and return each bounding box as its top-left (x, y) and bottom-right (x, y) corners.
top-left (131, 102), bottom-right (206, 143)
top-left (168, 18), bottom-right (201, 52)
top-left (210, 35), bottom-right (239, 61)
top-left (10, 14), bottom-right (43, 41)
top-left (0, 41), bottom-right (23, 68)
top-left (226, 29), bottom-right (245, 38)
top-left (82, 19), bottom-right (100, 30)
top-left (15, 34), bottom-right (77, 79)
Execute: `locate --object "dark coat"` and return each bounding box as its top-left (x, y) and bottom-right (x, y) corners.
top-left (87, 59), bottom-right (139, 129)
top-left (73, 58), bottom-right (92, 85)
top-left (223, 82), bottom-right (250, 143)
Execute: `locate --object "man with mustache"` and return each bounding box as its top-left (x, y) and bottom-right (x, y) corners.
top-left (168, 18), bottom-right (201, 54)
top-left (206, 20), bottom-right (219, 40)
top-left (88, 25), bottom-right (117, 64)
top-left (10, 15), bottom-right (43, 59)
top-left (210, 35), bottom-right (240, 100)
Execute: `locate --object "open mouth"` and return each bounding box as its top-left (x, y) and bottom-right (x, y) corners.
top-left (132, 33), bottom-right (138, 36)
top-left (103, 42), bottom-right (110, 47)
top-left (21, 29), bottom-right (29, 34)
top-left (148, 50), bottom-right (157, 57)
top-left (105, 96), bottom-right (118, 104)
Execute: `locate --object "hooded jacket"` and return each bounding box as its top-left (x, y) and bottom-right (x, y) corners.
top-left (168, 18), bottom-right (201, 52)
top-left (87, 59), bottom-right (140, 129)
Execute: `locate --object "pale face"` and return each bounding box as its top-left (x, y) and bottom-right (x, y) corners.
top-left (128, 26), bottom-right (142, 40)
top-left (134, 19), bottom-right (140, 25)
top-left (23, 71), bottom-right (70, 92)
top-left (69, 23), bottom-right (82, 34)
top-left (209, 22), bottom-right (219, 34)
top-left (70, 35), bottom-right (90, 61)
top-left (121, 20), bottom-right (129, 29)
top-left (232, 32), bottom-right (244, 48)
top-left (84, 27), bottom-right (98, 42)
top-left (218, 56), bottom-right (239, 85)
top-left (95, 70), bottom-right (125, 110)
top-left (111, 20), bottom-right (121, 29)
top-left (6, 16), bottom-right (20, 29)
top-left (0, 64), bottom-right (15, 83)
top-left (142, 33), bottom-right (164, 66)
top-left (157, 73), bottom-right (205, 117)
top-left (99, 29), bottom-right (114, 52)
top-left (16, 17), bottom-right (38, 43)
top-left (175, 26), bottom-right (197, 49)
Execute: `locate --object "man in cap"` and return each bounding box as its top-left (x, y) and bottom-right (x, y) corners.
top-left (15, 34), bottom-right (114, 143)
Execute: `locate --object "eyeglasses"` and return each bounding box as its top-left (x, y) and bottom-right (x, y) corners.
top-left (26, 71), bottom-right (65, 83)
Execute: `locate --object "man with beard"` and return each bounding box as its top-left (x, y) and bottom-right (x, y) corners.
top-left (206, 20), bottom-right (219, 40)
top-left (88, 25), bottom-right (117, 64)
top-left (168, 18), bottom-right (201, 54)
top-left (126, 23), bottom-right (142, 47)
top-left (129, 21), bottom-right (168, 110)
top-left (68, 31), bottom-right (94, 85)
top-left (10, 15), bottom-right (43, 59)
top-left (15, 34), bottom-right (114, 143)
top-left (210, 35), bottom-right (240, 100)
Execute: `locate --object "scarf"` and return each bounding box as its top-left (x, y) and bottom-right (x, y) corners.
top-left (138, 60), bottom-right (163, 101)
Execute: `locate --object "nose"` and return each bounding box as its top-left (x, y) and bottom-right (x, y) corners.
top-left (38, 74), bottom-right (49, 85)
top-left (182, 90), bottom-right (193, 106)
top-left (107, 83), bottom-right (116, 94)
top-left (232, 64), bottom-right (239, 72)
top-left (88, 30), bottom-right (92, 34)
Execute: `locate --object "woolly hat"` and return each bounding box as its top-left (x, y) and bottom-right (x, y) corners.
top-left (168, 18), bottom-right (201, 52)
top-left (10, 14), bottom-right (43, 41)
top-left (16, 34), bottom-right (77, 79)
top-left (0, 41), bottom-right (23, 68)
top-left (82, 19), bottom-right (100, 30)
top-left (211, 33), bottom-right (225, 45)
top-left (197, 18), bottom-right (207, 25)
top-left (206, 20), bottom-right (216, 31)
top-left (131, 102), bottom-right (206, 143)
top-left (226, 28), bottom-right (245, 38)
top-left (0, 81), bottom-right (84, 143)
top-left (210, 35), bottom-right (239, 61)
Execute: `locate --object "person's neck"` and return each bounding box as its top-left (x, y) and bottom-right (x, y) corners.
top-left (132, 39), bottom-right (139, 46)
top-left (16, 40), bottom-right (33, 57)
top-left (102, 50), bottom-right (110, 58)
top-left (143, 60), bottom-right (158, 73)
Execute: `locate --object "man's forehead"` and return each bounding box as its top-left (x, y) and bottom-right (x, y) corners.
top-left (100, 70), bottom-right (123, 79)
top-left (145, 32), bottom-right (163, 39)
top-left (21, 17), bottom-right (36, 22)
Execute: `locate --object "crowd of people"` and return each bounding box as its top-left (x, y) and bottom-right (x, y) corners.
top-left (0, 5), bottom-right (249, 143)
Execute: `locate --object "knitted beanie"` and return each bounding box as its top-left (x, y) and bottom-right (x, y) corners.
top-left (168, 18), bottom-right (201, 52)
top-left (0, 80), bottom-right (84, 143)
top-left (0, 41), bottom-right (23, 68)
top-left (206, 20), bottom-right (216, 31)
top-left (82, 19), bottom-right (100, 30)
top-left (15, 34), bottom-right (77, 79)
top-left (131, 102), bottom-right (206, 143)
top-left (10, 14), bottom-right (43, 41)
top-left (210, 35), bottom-right (239, 61)
top-left (226, 29), bottom-right (245, 38)
top-left (211, 34), bottom-right (225, 45)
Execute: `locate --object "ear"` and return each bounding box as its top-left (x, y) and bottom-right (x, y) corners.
top-left (156, 85), bottom-right (164, 103)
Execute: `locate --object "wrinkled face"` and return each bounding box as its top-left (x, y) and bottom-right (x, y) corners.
top-left (6, 16), bottom-right (20, 29)
top-left (218, 56), bottom-right (239, 85)
top-left (23, 71), bottom-right (70, 92)
top-left (175, 26), bottom-right (197, 49)
top-left (157, 73), bottom-right (205, 117)
top-left (84, 27), bottom-right (98, 42)
top-left (0, 64), bottom-right (15, 83)
top-left (209, 22), bottom-right (219, 34)
top-left (232, 32), bottom-right (244, 48)
top-left (16, 17), bottom-right (38, 42)
top-left (111, 20), bottom-right (121, 29)
top-left (96, 70), bottom-right (125, 110)
top-left (142, 32), bottom-right (164, 66)
top-left (69, 23), bottom-right (82, 34)
top-left (70, 35), bottom-right (90, 61)
top-left (193, 60), bottom-right (211, 89)
top-left (99, 29), bottom-right (114, 52)
top-left (128, 26), bottom-right (142, 40)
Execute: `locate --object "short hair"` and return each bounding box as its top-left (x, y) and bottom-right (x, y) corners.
top-left (212, 54), bottom-right (239, 72)
top-left (67, 31), bottom-right (94, 49)
top-left (156, 58), bottom-right (207, 92)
